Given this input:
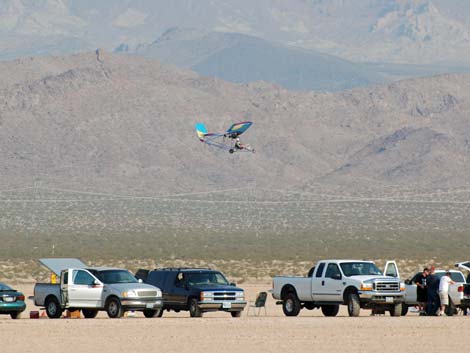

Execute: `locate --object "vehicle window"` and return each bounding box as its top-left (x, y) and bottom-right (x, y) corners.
top-left (175, 272), bottom-right (185, 287)
top-left (0, 283), bottom-right (13, 291)
top-left (435, 272), bottom-right (465, 283)
top-left (63, 271), bottom-right (68, 285)
top-left (385, 263), bottom-right (398, 277)
top-left (148, 272), bottom-right (165, 287)
top-left (73, 270), bottom-right (96, 285)
top-left (340, 262), bottom-right (382, 277)
top-left (186, 272), bottom-right (229, 286)
top-left (93, 270), bottom-right (138, 284)
top-left (325, 264), bottom-right (341, 279)
top-left (315, 263), bottom-right (325, 278)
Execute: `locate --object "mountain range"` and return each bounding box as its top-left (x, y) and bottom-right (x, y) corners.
top-left (1, 51), bottom-right (469, 196)
top-left (3, 1), bottom-right (470, 92)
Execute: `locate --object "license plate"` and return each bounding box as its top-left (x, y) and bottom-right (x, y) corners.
top-left (222, 302), bottom-right (232, 309)
top-left (146, 303), bottom-right (154, 309)
top-left (385, 297), bottom-right (394, 303)
top-left (4, 297), bottom-right (14, 302)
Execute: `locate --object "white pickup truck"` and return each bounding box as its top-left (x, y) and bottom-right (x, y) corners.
top-left (34, 258), bottom-right (163, 319)
top-left (272, 259), bottom-right (405, 317)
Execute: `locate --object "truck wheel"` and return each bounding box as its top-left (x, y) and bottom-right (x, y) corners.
top-left (389, 303), bottom-right (402, 317)
top-left (45, 297), bottom-right (62, 319)
top-left (347, 293), bottom-right (360, 317)
top-left (155, 308), bottom-right (164, 317)
top-left (143, 309), bottom-right (157, 318)
top-left (401, 304), bottom-right (409, 316)
top-left (189, 298), bottom-right (203, 318)
top-left (106, 297), bottom-right (123, 318)
top-left (321, 305), bottom-right (339, 317)
top-left (282, 293), bottom-right (301, 316)
top-left (231, 311), bottom-right (242, 318)
top-left (82, 309), bottom-right (98, 319)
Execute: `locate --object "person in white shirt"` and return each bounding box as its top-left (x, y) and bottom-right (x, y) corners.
top-left (438, 272), bottom-right (455, 315)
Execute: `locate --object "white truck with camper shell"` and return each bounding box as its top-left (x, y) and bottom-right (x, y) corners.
top-left (34, 258), bottom-right (163, 319)
top-left (272, 260), bottom-right (405, 317)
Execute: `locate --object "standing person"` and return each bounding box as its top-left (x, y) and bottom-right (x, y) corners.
top-left (439, 271), bottom-right (455, 316)
top-left (414, 267), bottom-right (429, 314)
top-left (426, 267), bottom-right (439, 316)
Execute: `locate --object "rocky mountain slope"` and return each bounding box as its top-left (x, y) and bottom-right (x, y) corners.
top-left (1, 51), bottom-right (470, 196)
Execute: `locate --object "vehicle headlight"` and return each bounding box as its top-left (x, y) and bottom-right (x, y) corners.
top-left (360, 282), bottom-right (374, 291)
top-left (122, 290), bottom-right (138, 298)
top-left (200, 291), bottom-right (213, 301)
top-left (156, 290), bottom-right (162, 298)
top-left (235, 292), bottom-right (245, 300)
top-left (400, 282), bottom-right (406, 291)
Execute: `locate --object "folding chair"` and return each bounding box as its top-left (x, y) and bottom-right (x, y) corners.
top-left (247, 291), bottom-right (267, 316)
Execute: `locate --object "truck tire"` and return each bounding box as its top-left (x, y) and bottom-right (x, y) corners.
top-left (389, 303), bottom-right (402, 317)
top-left (143, 309), bottom-right (157, 318)
top-left (282, 293), bottom-right (301, 317)
top-left (82, 309), bottom-right (98, 319)
top-left (106, 297), bottom-right (123, 318)
top-left (401, 304), bottom-right (409, 316)
top-left (231, 311), bottom-right (242, 318)
top-left (155, 308), bottom-right (164, 317)
top-left (45, 296), bottom-right (62, 319)
top-left (189, 298), bottom-right (203, 318)
top-left (321, 305), bottom-right (340, 317)
top-left (347, 293), bottom-right (360, 317)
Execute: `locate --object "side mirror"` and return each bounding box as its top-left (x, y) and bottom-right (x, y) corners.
top-left (138, 279), bottom-right (143, 283)
top-left (332, 273), bottom-right (342, 280)
top-left (93, 279), bottom-right (101, 286)
top-left (230, 282), bottom-right (237, 287)
top-left (404, 279), bottom-right (411, 285)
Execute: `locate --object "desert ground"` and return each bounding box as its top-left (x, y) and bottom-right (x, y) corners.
top-left (1, 283), bottom-right (469, 353)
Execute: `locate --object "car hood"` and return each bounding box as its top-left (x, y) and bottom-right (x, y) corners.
top-left (191, 284), bottom-right (243, 292)
top-left (107, 283), bottom-right (161, 292)
top-left (347, 275), bottom-right (400, 282)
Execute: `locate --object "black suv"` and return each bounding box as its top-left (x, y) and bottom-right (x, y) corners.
top-left (135, 268), bottom-right (246, 317)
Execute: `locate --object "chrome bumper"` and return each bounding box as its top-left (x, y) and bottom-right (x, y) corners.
top-left (121, 298), bottom-right (163, 310)
top-left (359, 291), bottom-right (404, 303)
top-left (198, 300), bottom-right (247, 311)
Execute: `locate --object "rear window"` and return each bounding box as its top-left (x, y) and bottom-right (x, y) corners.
top-left (435, 272), bottom-right (465, 283)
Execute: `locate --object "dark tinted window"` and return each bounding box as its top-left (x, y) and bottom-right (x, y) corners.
top-left (316, 263), bottom-right (325, 278)
top-left (340, 262), bottom-right (382, 277)
top-left (73, 270), bottom-right (95, 285)
top-left (186, 272), bottom-right (229, 286)
top-left (435, 272), bottom-right (465, 283)
top-left (93, 270), bottom-right (137, 284)
top-left (63, 271), bottom-right (68, 285)
top-left (148, 271), bottom-right (167, 287)
top-left (325, 264), bottom-right (341, 279)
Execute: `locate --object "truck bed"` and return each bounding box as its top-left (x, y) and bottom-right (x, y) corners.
top-left (34, 283), bottom-right (61, 307)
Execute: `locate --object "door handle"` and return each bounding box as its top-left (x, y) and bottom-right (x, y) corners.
top-left (322, 280), bottom-right (325, 286)
top-left (69, 288), bottom-right (76, 291)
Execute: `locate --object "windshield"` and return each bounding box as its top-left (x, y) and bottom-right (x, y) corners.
top-left (186, 272), bottom-right (229, 286)
top-left (92, 270), bottom-right (138, 284)
top-left (340, 262), bottom-right (383, 277)
top-left (0, 282), bottom-right (13, 291)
